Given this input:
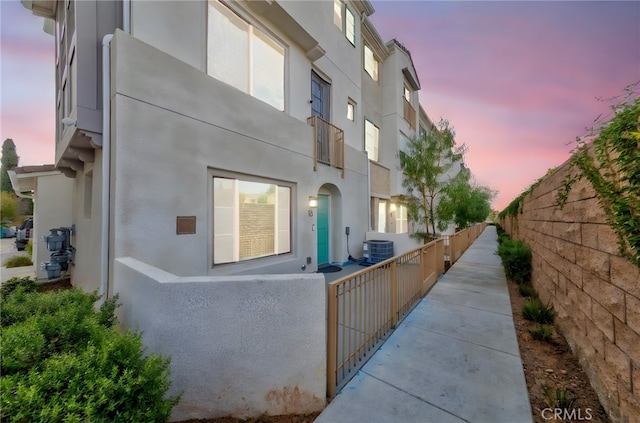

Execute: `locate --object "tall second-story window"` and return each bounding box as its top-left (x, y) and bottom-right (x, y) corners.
top-left (364, 45), bottom-right (378, 81)
top-left (207, 0), bottom-right (285, 111)
top-left (56, 0), bottom-right (75, 139)
top-left (365, 120), bottom-right (379, 161)
top-left (419, 125), bottom-right (428, 139)
top-left (403, 84), bottom-right (416, 129)
top-left (345, 7), bottom-right (356, 45)
top-left (333, 0), bottom-right (342, 29)
top-left (404, 86), bottom-right (411, 102)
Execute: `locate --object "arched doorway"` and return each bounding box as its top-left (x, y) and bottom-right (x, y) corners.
top-left (316, 184), bottom-right (342, 266)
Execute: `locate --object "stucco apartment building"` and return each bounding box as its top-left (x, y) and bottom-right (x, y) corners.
top-left (23, 0), bottom-right (454, 292)
top-left (22, 1), bottom-right (467, 418)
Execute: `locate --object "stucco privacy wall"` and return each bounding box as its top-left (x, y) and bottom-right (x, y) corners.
top-left (501, 160), bottom-right (640, 422)
top-left (110, 30), bottom-right (370, 278)
top-left (113, 257), bottom-right (327, 421)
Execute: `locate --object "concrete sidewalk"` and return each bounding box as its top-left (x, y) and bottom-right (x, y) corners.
top-left (315, 226), bottom-right (532, 423)
top-left (0, 238), bottom-right (36, 284)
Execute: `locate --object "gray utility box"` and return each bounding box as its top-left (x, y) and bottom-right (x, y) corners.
top-left (362, 240), bottom-right (394, 264)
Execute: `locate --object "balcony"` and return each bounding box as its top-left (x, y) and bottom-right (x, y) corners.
top-left (403, 98), bottom-right (416, 130)
top-left (307, 115), bottom-right (345, 178)
top-left (369, 160), bottom-right (390, 197)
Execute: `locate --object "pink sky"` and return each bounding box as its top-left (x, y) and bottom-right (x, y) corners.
top-left (1, 0), bottom-right (55, 167)
top-left (1, 1), bottom-right (639, 211)
top-left (370, 1), bottom-right (640, 210)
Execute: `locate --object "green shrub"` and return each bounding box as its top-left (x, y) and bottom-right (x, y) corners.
top-left (0, 287), bottom-right (180, 422)
top-left (495, 225), bottom-right (509, 245)
top-left (497, 238), bottom-right (532, 283)
top-left (528, 324), bottom-right (552, 342)
top-left (523, 297), bottom-right (555, 324)
top-left (25, 240), bottom-right (33, 256)
top-left (518, 283), bottom-right (536, 298)
top-left (0, 276), bottom-right (37, 300)
top-left (544, 386), bottom-right (576, 410)
top-left (3, 255), bottom-right (33, 268)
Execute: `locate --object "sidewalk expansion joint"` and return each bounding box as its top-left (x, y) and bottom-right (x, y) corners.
top-left (403, 322), bottom-right (522, 359)
top-left (427, 299), bottom-right (513, 317)
top-left (361, 370), bottom-right (471, 423)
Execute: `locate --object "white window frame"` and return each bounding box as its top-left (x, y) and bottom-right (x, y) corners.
top-left (333, 0), bottom-right (342, 29)
top-left (377, 200), bottom-right (387, 233)
top-left (404, 85), bottom-right (411, 102)
top-left (364, 45), bottom-right (378, 81)
top-left (345, 7), bottom-right (355, 45)
top-left (347, 99), bottom-right (355, 121)
top-left (365, 119), bottom-right (379, 162)
top-left (207, 0), bottom-right (285, 111)
top-left (211, 172), bottom-right (292, 266)
top-left (395, 204), bottom-right (408, 234)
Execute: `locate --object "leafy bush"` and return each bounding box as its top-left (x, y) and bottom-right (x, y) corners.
top-left (528, 324), bottom-right (552, 342)
top-left (4, 255), bottom-right (32, 268)
top-left (25, 240), bottom-right (33, 256)
top-left (497, 238), bottom-right (532, 283)
top-left (0, 276), bottom-right (37, 300)
top-left (544, 386), bottom-right (576, 410)
top-left (0, 287), bottom-right (180, 422)
top-left (0, 191), bottom-right (18, 223)
top-left (518, 283), bottom-right (536, 298)
top-left (523, 297), bottom-right (555, 324)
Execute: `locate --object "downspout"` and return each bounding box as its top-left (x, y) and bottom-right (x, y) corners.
top-left (123, 0), bottom-right (131, 34)
top-left (366, 153), bottom-right (371, 232)
top-left (100, 34), bottom-right (113, 301)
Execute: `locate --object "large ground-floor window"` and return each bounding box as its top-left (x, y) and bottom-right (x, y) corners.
top-left (213, 175), bottom-right (291, 265)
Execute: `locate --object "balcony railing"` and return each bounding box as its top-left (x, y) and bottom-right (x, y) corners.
top-left (307, 115), bottom-right (345, 178)
top-left (326, 223), bottom-right (486, 396)
top-left (403, 98), bottom-right (416, 130)
top-left (369, 161), bottom-right (390, 196)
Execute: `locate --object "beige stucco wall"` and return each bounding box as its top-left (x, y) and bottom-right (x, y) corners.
top-left (110, 30), bottom-right (369, 278)
top-left (113, 257), bottom-right (327, 421)
top-left (380, 45), bottom-right (418, 197)
top-left (69, 154), bottom-right (104, 292)
top-left (129, 0), bottom-right (364, 153)
top-left (501, 160), bottom-right (640, 422)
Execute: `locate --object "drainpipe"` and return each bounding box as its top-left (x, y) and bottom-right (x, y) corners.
top-left (123, 0), bottom-right (130, 33)
top-left (366, 153), bottom-right (371, 232)
top-left (100, 34), bottom-right (113, 302)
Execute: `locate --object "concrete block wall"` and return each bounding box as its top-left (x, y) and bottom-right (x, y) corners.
top-left (501, 160), bottom-right (640, 423)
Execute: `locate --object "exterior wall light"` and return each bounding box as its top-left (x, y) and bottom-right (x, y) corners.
top-left (61, 117), bottom-right (76, 127)
top-left (309, 196), bottom-right (318, 208)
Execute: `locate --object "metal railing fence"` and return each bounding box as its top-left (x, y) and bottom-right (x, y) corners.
top-left (327, 223), bottom-right (486, 396)
top-left (307, 115), bottom-right (345, 177)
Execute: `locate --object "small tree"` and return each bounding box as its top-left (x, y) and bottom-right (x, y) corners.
top-left (437, 171), bottom-right (495, 231)
top-left (1, 192), bottom-right (18, 224)
top-left (1, 139), bottom-right (19, 193)
top-left (399, 119), bottom-right (466, 243)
